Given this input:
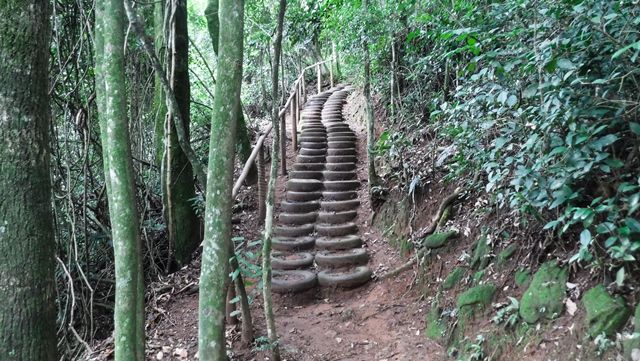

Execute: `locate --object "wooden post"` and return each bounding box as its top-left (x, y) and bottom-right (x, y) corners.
top-left (317, 64), bottom-right (321, 93)
top-left (329, 64), bottom-right (334, 88)
top-left (291, 92), bottom-right (298, 151)
top-left (280, 112), bottom-right (287, 175)
top-left (302, 71), bottom-right (307, 103)
top-left (257, 145), bottom-right (266, 222)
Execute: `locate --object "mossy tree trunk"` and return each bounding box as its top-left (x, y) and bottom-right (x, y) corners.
top-left (262, 1), bottom-right (287, 360)
top-left (0, 2), bottom-right (57, 360)
top-left (362, 0), bottom-right (379, 192)
top-left (205, 0), bottom-right (257, 185)
top-left (198, 0), bottom-right (245, 359)
top-left (95, 0), bottom-right (145, 359)
top-left (204, 0), bottom-right (255, 345)
top-left (162, 0), bottom-right (201, 269)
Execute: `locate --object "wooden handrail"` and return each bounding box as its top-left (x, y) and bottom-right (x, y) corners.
top-left (232, 123), bottom-right (273, 198)
top-left (232, 58), bottom-right (333, 200)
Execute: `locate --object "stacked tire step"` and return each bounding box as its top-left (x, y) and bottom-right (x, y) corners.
top-left (271, 85), bottom-right (372, 294)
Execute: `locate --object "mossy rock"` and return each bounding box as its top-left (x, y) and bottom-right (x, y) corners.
top-left (514, 269), bottom-right (531, 288)
top-left (442, 267), bottom-right (466, 290)
top-left (423, 230), bottom-right (457, 249)
top-left (497, 244), bottom-right (518, 267)
top-left (519, 261), bottom-right (567, 323)
top-left (425, 304), bottom-right (447, 340)
top-left (623, 302), bottom-right (640, 359)
top-left (457, 284), bottom-right (496, 318)
top-left (470, 235), bottom-right (491, 269)
top-left (472, 270), bottom-right (485, 284)
top-left (583, 284), bottom-right (631, 338)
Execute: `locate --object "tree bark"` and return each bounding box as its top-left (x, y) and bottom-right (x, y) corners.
top-left (152, 0), bottom-right (167, 166)
top-left (205, 0), bottom-right (255, 345)
top-left (198, 0), bottom-right (245, 359)
top-left (262, 1), bottom-right (287, 360)
top-left (206, 0), bottom-right (257, 185)
top-left (0, 1), bottom-right (57, 360)
top-left (163, 0), bottom-right (201, 269)
top-left (95, 0), bottom-right (145, 359)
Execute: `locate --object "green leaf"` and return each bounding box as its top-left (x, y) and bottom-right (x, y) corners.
top-left (580, 229), bottom-right (591, 247)
top-left (507, 95), bottom-right (518, 107)
top-left (625, 218), bottom-right (640, 233)
top-left (615, 267), bottom-right (625, 287)
top-left (523, 84), bottom-right (537, 98)
top-left (557, 58), bottom-right (575, 70)
top-left (612, 41), bottom-right (640, 59)
top-left (630, 122), bottom-right (640, 135)
top-left (544, 220), bottom-right (561, 230)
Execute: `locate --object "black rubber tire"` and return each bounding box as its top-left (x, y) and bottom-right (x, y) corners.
top-left (318, 266), bottom-right (372, 288)
top-left (272, 236), bottom-right (315, 251)
top-left (315, 235), bottom-right (362, 250)
top-left (271, 252), bottom-right (314, 270)
top-left (315, 249), bottom-right (369, 268)
top-left (272, 270), bottom-right (317, 293)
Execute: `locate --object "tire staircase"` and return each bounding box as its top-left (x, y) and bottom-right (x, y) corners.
top-left (271, 85), bottom-right (372, 293)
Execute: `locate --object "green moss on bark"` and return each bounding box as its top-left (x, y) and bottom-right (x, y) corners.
top-left (198, 0), bottom-right (246, 359)
top-left (423, 230), bottom-right (457, 249)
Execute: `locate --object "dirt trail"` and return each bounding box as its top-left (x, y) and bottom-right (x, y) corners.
top-left (127, 88), bottom-right (446, 361)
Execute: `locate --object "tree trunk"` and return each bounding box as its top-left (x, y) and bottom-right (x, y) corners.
top-left (206, 0), bottom-right (257, 185)
top-left (363, 0), bottom-right (379, 192)
top-left (163, 0), bottom-right (201, 269)
top-left (198, 0), bottom-right (245, 359)
top-left (204, 0), bottom-right (255, 345)
top-left (152, 0), bottom-right (167, 166)
top-left (262, 1), bottom-right (287, 360)
top-left (95, 0), bottom-right (145, 359)
top-left (0, 2), bottom-right (57, 360)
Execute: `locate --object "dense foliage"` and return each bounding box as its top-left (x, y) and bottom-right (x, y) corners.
top-left (322, 0), bottom-right (639, 272)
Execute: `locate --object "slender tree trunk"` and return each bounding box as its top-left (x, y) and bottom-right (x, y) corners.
top-left (363, 0), bottom-right (379, 192)
top-left (205, 0), bottom-right (255, 345)
top-left (206, 0), bottom-right (257, 185)
top-left (162, 0), bottom-right (201, 269)
top-left (198, 0), bottom-right (245, 359)
top-left (95, 0), bottom-right (145, 359)
top-left (153, 0), bottom-right (167, 166)
top-left (0, 2), bottom-right (57, 360)
top-left (262, 1), bottom-right (287, 360)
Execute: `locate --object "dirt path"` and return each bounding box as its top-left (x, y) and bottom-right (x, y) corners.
top-left (133, 88), bottom-right (446, 361)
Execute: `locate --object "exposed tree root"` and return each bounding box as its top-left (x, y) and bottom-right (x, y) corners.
top-left (378, 173), bottom-right (479, 280)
